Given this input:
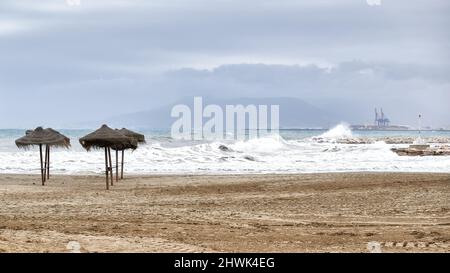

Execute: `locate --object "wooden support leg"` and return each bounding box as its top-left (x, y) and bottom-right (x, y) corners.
top-left (105, 147), bottom-right (109, 190)
top-left (39, 144), bottom-right (44, 185)
top-left (108, 147), bottom-right (113, 186)
top-left (121, 150), bottom-right (124, 179)
top-left (47, 146), bottom-right (50, 180)
top-left (43, 145), bottom-right (47, 183)
top-left (116, 149), bottom-right (119, 182)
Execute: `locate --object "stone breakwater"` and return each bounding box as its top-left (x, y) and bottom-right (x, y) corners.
top-left (313, 136), bottom-right (450, 145)
top-left (391, 145), bottom-right (450, 156)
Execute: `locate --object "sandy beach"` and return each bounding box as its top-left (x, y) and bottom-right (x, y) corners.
top-left (0, 172), bottom-right (448, 253)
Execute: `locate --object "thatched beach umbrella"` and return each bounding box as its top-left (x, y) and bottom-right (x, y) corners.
top-left (115, 128), bottom-right (146, 180)
top-left (79, 125), bottom-right (137, 189)
top-left (43, 128), bottom-right (70, 181)
top-left (15, 127), bottom-right (71, 185)
top-left (118, 128), bottom-right (146, 144)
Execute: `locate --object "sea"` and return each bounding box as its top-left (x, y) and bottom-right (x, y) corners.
top-left (1, 124), bottom-right (450, 175)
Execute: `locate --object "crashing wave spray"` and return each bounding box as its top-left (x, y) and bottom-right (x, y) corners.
top-left (318, 123), bottom-right (354, 140)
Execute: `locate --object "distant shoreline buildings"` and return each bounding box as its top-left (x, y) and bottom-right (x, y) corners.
top-left (350, 108), bottom-right (410, 131)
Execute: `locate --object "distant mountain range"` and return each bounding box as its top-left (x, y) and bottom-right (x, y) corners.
top-left (100, 97), bottom-right (340, 130)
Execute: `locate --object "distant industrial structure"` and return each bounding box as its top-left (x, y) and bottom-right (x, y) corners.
top-left (374, 108), bottom-right (390, 127)
top-left (351, 108), bottom-right (409, 131)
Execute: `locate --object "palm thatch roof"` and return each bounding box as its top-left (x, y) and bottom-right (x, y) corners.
top-left (46, 128), bottom-right (71, 147)
top-left (15, 127), bottom-right (71, 149)
top-left (79, 124), bottom-right (137, 151)
top-left (118, 128), bottom-right (146, 144)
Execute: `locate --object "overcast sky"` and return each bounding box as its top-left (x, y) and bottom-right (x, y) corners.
top-left (0, 0), bottom-right (449, 128)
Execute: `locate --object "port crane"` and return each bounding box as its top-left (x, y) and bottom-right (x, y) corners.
top-left (374, 108), bottom-right (390, 127)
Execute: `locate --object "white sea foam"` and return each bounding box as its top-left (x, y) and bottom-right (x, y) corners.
top-left (318, 123), bottom-right (353, 139)
top-left (230, 134), bottom-right (288, 153)
top-left (313, 123), bottom-right (356, 143)
top-left (1, 128), bottom-right (449, 175)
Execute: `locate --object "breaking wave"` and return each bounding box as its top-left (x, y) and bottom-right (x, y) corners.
top-left (1, 128), bottom-right (450, 175)
top-left (317, 123), bottom-right (353, 140)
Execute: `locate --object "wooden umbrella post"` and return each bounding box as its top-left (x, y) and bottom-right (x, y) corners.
top-left (39, 144), bottom-right (44, 185)
top-left (121, 149), bottom-right (124, 179)
top-left (44, 145), bottom-right (49, 181)
top-left (47, 145), bottom-right (50, 180)
top-left (43, 145), bottom-right (47, 183)
top-left (78, 125), bottom-right (137, 190)
top-left (115, 149), bottom-right (119, 182)
top-left (108, 147), bottom-right (113, 186)
top-left (105, 147), bottom-right (109, 190)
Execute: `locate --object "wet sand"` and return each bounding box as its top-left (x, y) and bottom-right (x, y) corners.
top-left (0, 173), bottom-right (449, 253)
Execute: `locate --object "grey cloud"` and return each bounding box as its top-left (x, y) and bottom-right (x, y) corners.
top-left (157, 62), bottom-right (450, 127)
top-left (0, 0), bottom-right (449, 128)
